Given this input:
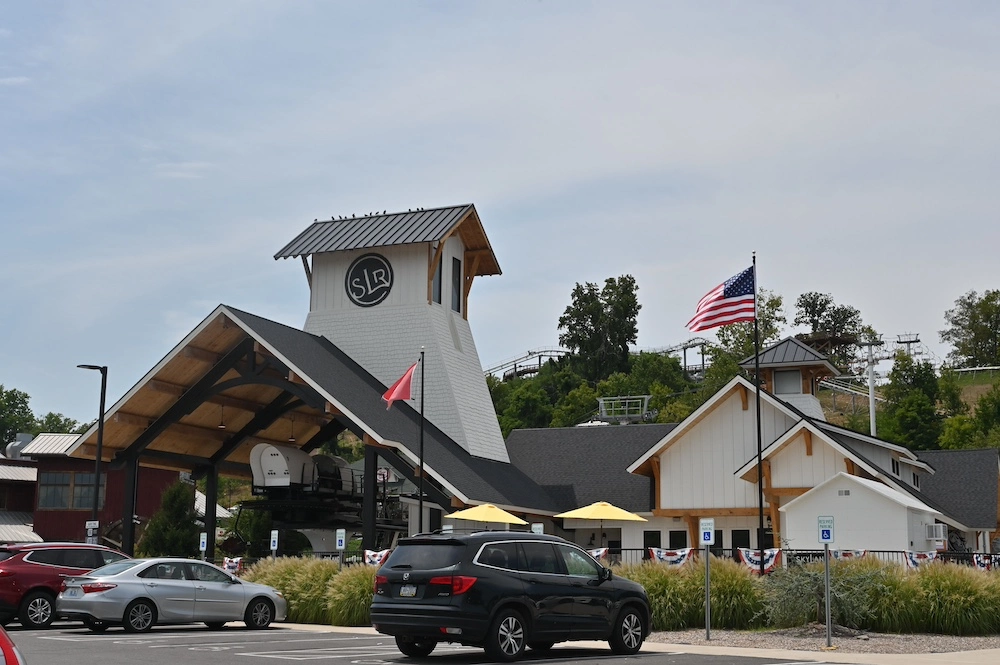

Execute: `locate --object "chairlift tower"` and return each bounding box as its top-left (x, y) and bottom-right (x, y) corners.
top-left (896, 333), bottom-right (921, 357)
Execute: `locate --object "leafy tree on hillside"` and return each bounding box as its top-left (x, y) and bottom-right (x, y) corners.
top-left (940, 289), bottom-right (1000, 368)
top-left (714, 289), bottom-right (786, 361)
top-left (878, 353), bottom-right (942, 450)
top-left (557, 275), bottom-right (640, 383)
top-left (794, 292), bottom-right (877, 370)
top-left (137, 481), bottom-right (199, 557)
top-left (0, 385), bottom-right (34, 447)
top-left (939, 383), bottom-right (1000, 449)
top-left (31, 412), bottom-right (83, 436)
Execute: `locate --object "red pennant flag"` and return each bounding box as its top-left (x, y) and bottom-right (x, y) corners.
top-left (382, 362), bottom-right (417, 410)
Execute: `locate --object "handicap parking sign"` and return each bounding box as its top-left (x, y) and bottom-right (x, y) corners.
top-left (818, 516), bottom-right (834, 544)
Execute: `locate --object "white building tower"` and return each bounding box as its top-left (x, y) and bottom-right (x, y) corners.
top-left (275, 204), bottom-right (508, 462)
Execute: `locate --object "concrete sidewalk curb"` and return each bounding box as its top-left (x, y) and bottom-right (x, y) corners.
top-left (277, 623), bottom-right (1000, 664)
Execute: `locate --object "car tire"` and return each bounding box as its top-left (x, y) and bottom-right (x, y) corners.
top-left (123, 599), bottom-right (157, 633)
top-left (609, 605), bottom-right (645, 655)
top-left (394, 636), bottom-right (437, 658)
top-left (244, 597), bottom-right (274, 629)
top-left (19, 590), bottom-right (56, 628)
top-left (84, 618), bottom-right (108, 633)
top-left (205, 621), bottom-right (226, 630)
top-left (484, 609), bottom-right (526, 662)
top-left (527, 641), bottom-right (554, 651)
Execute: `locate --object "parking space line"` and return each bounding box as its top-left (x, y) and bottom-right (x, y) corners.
top-left (150, 636), bottom-right (385, 649)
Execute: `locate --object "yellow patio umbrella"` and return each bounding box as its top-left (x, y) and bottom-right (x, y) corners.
top-left (555, 501), bottom-right (646, 545)
top-left (447, 503), bottom-right (528, 526)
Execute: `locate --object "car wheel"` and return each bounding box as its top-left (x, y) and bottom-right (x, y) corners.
top-left (19, 590), bottom-right (56, 628)
top-left (609, 605), bottom-right (645, 655)
top-left (123, 599), bottom-right (157, 633)
top-left (485, 609), bottom-right (526, 662)
top-left (527, 641), bottom-right (554, 651)
top-left (244, 597), bottom-right (274, 629)
top-left (205, 621), bottom-right (226, 630)
top-left (395, 636), bottom-right (437, 657)
top-left (85, 618), bottom-right (108, 633)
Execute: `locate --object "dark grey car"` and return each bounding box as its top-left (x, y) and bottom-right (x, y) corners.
top-left (371, 531), bottom-right (650, 662)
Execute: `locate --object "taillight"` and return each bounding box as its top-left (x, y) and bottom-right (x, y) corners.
top-left (81, 582), bottom-right (117, 594)
top-left (374, 575), bottom-right (388, 595)
top-left (60, 581), bottom-right (67, 592)
top-left (428, 575), bottom-right (477, 595)
top-left (0, 569), bottom-right (13, 578)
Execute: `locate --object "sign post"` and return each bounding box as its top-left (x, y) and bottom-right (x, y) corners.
top-left (818, 516), bottom-right (834, 648)
top-left (700, 518), bottom-right (715, 640)
top-left (336, 528), bottom-right (346, 571)
top-left (270, 529), bottom-right (279, 560)
top-left (199, 532), bottom-right (207, 561)
top-left (85, 520), bottom-right (99, 546)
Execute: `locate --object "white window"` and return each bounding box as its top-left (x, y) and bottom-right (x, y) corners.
top-left (912, 472), bottom-right (920, 488)
top-left (773, 370), bottom-right (802, 394)
top-left (926, 523), bottom-right (946, 541)
top-left (891, 458), bottom-right (900, 476)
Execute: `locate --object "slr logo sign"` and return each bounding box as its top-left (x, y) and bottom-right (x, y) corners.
top-left (345, 253), bottom-right (393, 307)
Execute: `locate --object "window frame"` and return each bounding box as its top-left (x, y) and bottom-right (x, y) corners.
top-left (38, 471), bottom-right (106, 510)
top-left (451, 257), bottom-right (462, 313)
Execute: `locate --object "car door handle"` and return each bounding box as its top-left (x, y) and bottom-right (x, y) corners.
top-left (147, 582), bottom-right (158, 587)
top-left (196, 585), bottom-right (206, 590)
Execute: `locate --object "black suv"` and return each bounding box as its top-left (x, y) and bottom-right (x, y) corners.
top-left (371, 531), bottom-right (650, 661)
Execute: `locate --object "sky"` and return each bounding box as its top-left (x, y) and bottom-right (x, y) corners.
top-left (2, 2), bottom-right (998, 425)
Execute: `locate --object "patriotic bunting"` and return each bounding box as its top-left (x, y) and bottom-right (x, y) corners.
top-left (223, 556), bottom-right (244, 574)
top-left (972, 554), bottom-right (1000, 571)
top-left (364, 549), bottom-right (391, 566)
top-left (589, 548), bottom-right (609, 561)
top-left (648, 547), bottom-right (694, 566)
top-left (831, 549), bottom-right (867, 560)
top-left (737, 548), bottom-right (782, 574)
top-left (904, 551), bottom-right (938, 569)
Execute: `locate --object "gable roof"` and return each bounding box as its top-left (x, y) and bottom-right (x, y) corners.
top-left (627, 375), bottom-right (802, 475)
top-left (274, 204), bottom-right (500, 277)
top-left (915, 449), bottom-right (999, 530)
top-left (739, 336), bottom-right (840, 375)
top-left (22, 433), bottom-right (79, 457)
top-left (780, 472), bottom-right (941, 516)
top-left (70, 305), bottom-right (558, 515)
top-left (0, 512), bottom-right (42, 543)
top-left (507, 424), bottom-right (677, 513)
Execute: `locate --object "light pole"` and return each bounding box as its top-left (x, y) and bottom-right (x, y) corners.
top-left (77, 365), bottom-right (107, 522)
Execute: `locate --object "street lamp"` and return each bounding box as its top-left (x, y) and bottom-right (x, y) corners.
top-left (77, 365), bottom-right (107, 522)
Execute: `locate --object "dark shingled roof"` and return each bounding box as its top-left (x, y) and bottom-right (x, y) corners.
top-left (223, 307), bottom-right (559, 512)
top-left (273, 204), bottom-right (500, 276)
top-left (916, 449), bottom-right (999, 530)
top-left (505, 424), bottom-right (678, 513)
top-left (739, 337), bottom-right (840, 375)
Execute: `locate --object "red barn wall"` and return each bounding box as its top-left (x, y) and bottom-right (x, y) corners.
top-left (32, 458), bottom-right (179, 542)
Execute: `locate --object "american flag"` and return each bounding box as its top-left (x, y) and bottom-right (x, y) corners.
top-left (686, 266), bottom-right (756, 332)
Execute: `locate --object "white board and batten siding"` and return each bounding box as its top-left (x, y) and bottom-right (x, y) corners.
top-left (658, 391), bottom-right (798, 510)
top-left (780, 473), bottom-right (942, 552)
top-left (769, 432), bottom-right (849, 489)
top-left (304, 238), bottom-right (508, 463)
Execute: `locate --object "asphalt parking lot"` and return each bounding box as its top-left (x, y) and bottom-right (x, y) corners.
top-left (5, 622), bottom-right (840, 665)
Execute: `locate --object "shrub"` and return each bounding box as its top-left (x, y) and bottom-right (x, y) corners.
top-left (848, 557), bottom-right (922, 633)
top-left (616, 562), bottom-right (701, 630)
top-left (914, 563), bottom-right (1000, 635)
top-left (244, 556), bottom-right (340, 623)
top-left (760, 560), bottom-right (824, 628)
top-left (701, 557), bottom-right (764, 629)
top-left (326, 564), bottom-right (376, 626)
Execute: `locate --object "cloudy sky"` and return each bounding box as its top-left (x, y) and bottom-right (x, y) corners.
top-left (2, 2), bottom-right (998, 424)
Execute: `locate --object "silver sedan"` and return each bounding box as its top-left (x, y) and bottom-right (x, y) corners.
top-left (57, 558), bottom-right (286, 633)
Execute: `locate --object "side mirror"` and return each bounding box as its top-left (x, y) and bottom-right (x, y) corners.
top-left (601, 567), bottom-right (613, 582)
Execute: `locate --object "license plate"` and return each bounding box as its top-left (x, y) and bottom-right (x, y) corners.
top-left (399, 584), bottom-right (417, 597)
top-left (65, 588), bottom-right (80, 598)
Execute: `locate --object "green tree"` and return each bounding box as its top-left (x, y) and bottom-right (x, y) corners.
top-left (937, 369), bottom-right (970, 418)
top-left (550, 383), bottom-right (599, 427)
top-left (31, 412), bottom-right (82, 436)
top-left (714, 289), bottom-right (786, 361)
top-left (137, 481), bottom-right (200, 557)
top-left (498, 381), bottom-right (553, 437)
top-left (940, 289), bottom-right (1000, 368)
top-left (0, 385), bottom-right (34, 447)
top-left (879, 353), bottom-right (942, 450)
top-left (939, 415), bottom-right (978, 450)
top-left (557, 275), bottom-right (640, 383)
top-left (794, 292), bottom-right (876, 369)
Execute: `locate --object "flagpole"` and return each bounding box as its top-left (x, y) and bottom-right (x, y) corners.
top-left (752, 253), bottom-right (765, 575)
top-left (418, 348), bottom-right (425, 534)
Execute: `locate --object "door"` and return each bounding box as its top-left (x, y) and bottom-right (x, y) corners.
top-left (554, 544), bottom-right (612, 638)
top-left (516, 542), bottom-right (575, 642)
top-left (187, 563), bottom-right (245, 621)
top-left (138, 562), bottom-right (196, 622)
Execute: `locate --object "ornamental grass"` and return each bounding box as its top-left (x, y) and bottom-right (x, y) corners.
top-left (325, 564), bottom-right (377, 626)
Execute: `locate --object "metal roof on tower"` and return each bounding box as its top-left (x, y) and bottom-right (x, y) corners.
top-left (274, 204), bottom-right (501, 276)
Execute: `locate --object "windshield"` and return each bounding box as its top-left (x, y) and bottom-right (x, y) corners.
top-left (88, 560), bottom-right (144, 577)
